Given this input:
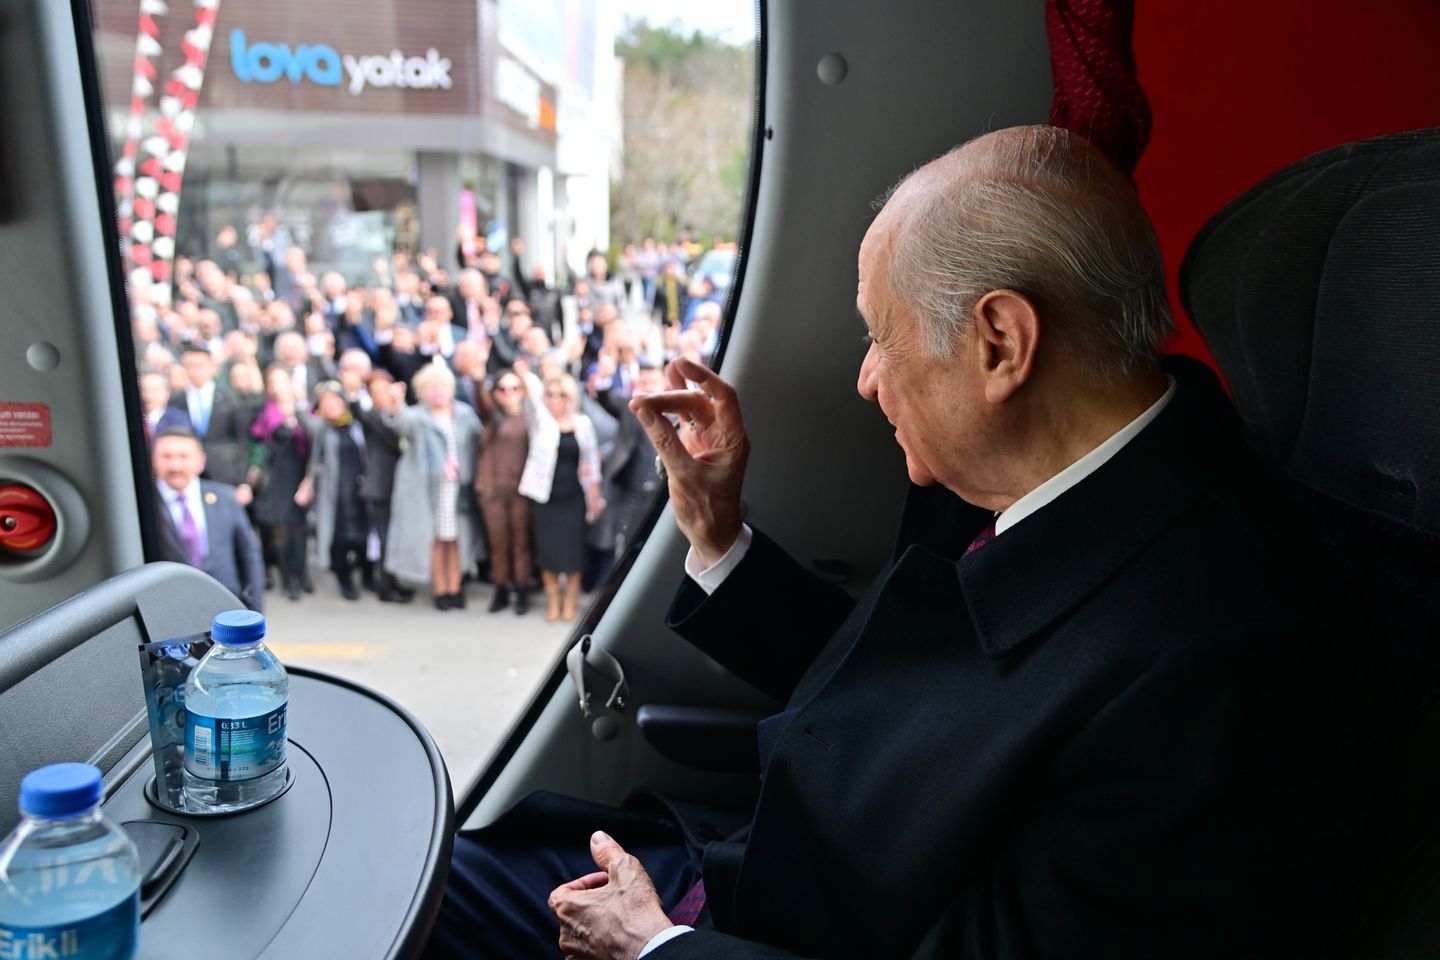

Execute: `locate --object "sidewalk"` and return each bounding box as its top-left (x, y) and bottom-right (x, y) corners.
top-left (264, 575), bottom-right (579, 793)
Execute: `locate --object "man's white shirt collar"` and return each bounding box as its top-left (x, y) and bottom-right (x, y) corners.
top-left (994, 376), bottom-right (1177, 536)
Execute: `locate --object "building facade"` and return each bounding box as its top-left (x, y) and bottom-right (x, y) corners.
top-left (93, 0), bottom-right (618, 286)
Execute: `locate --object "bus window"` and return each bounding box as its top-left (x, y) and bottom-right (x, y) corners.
top-left (85, 0), bottom-right (758, 789)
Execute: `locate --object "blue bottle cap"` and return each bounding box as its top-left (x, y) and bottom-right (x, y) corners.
top-left (19, 763), bottom-right (103, 819)
top-left (211, 609), bottom-right (266, 646)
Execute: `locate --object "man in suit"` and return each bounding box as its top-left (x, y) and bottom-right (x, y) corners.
top-left (595, 360), bottom-right (663, 555)
top-left (394, 268), bottom-right (427, 327)
top-left (521, 266), bottom-right (564, 346)
top-left (449, 340), bottom-right (484, 411)
top-left (426, 127), bottom-right (1352, 959)
top-left (171, 344), bottom-right (254, 504)
top-left (319, 271), bottom-right (351, 329)
top-left (478, 250), bottom-right (515, 306)
top-left (336, 348), bottom-right (375, 413)
top-left (153, 426), bottom-right (265, 611)
top-left (272, 331), bottom-right (332, 408)
top-left (447, 268), bottom-right (489, 344)
top-left (376, 325), bottom-right (429, 404)
top-left (485, 300), bottom-right (525, 376)
top-left (194, 259), bottom-right (241, 333)
top-left (420, 294), bottom-right (464, 360)
top-left (138, 369), bottom-right (191, 445)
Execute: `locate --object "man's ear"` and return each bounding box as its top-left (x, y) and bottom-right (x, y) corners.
top-left (970, 289), bottom-right (1039, 403)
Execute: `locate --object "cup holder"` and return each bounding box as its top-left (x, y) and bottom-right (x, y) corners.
top-left (144, 765), bottom-right (295, 818)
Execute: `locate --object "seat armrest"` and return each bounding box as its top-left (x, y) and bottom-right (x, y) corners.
top-left (635, 705), bottom-right (770, 774)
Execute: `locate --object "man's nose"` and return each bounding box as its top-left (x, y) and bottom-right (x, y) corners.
top-left (856, 342), bottom-right (879, 402)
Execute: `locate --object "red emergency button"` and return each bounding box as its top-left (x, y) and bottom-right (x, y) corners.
top-left (0, 483), bottom-right (57, 554)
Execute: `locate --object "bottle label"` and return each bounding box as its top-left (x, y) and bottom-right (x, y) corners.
top-left (184, 703), bottom-right (287, 782)
top-left (0, 892), bottom-right (138, 959)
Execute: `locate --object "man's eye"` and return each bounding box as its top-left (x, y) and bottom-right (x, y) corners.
top-left (861, 332), bottom-right (874, 347)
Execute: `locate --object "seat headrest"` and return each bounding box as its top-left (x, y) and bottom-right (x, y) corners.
top-left (1180, 128), bottom-right (1440, 538)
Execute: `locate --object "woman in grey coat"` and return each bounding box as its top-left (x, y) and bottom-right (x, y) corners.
top-left (295, 381), bottom-right (369, 601)
top-left (382, 362), bottom-right (484, 610)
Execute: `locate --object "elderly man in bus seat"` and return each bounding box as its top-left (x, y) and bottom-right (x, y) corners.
top-left (425, 125), bottom-right (1349, 960)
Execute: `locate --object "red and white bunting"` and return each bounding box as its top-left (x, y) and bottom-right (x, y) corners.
top-left (114, 0), bottom-right (220, 306)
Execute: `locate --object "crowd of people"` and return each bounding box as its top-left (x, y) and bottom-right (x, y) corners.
top-left (136, 223), bottom-right (730, 618)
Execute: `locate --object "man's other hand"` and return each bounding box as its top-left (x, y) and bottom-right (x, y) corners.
top-left (548, 831), bottom-right (672, 960)
top-left (629, 357), bottom-right (749, 566)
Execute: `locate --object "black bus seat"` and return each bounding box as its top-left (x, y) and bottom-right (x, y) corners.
top-left (1180, 127), bottom-right (1440, 957)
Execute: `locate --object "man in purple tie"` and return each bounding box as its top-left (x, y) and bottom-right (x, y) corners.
top-left (426, 127), bottom-right (1351, 960)
top-left (152, 426), bottom-right (266, 612)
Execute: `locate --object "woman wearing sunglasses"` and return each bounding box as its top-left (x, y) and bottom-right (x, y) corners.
top-left (517, 369), bottom-right (605, 621)
top-left (475, 368), bottom-right (534, 615)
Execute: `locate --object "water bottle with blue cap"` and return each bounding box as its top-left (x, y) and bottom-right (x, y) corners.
top-left (183, 610), bottom-right (289, 812)
top-left (0, 763), bottom-right (140, 958)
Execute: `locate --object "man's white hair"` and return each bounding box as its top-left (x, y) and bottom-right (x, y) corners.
top-left (878, 126), bottom-right (1173, 381)
top-left (339, 347), bottom-right (372, 372)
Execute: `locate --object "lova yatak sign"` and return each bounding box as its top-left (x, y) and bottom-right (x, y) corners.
top-left (229, 29), bottom-right (453, 95)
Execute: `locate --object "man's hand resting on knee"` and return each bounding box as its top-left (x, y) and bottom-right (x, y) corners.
top-left (548, 831), bottom-right (673, 960)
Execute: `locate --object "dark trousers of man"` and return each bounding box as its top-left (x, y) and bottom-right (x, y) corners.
top-left (480, 492), bottom-right (532, 588)
top-left (422, 792), bottom-right (702, 959)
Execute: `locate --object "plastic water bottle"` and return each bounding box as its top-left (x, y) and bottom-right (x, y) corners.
top-left (0, 763), bottom-right (141, 959)
top-left (183, 610), bottom-right (289, 813)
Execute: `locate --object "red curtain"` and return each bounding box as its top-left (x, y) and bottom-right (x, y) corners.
top-left (1048, 0), bottom-right (1440, 367)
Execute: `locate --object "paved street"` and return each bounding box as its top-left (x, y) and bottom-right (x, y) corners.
top-left (264, 576), bottom-right (580, 794)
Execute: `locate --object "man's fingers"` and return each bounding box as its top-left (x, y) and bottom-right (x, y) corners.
top-left (663, 359), bottom-right (690, 392)
top-left (564, 871), bottom-right (611, 892)
top-left (589, 830), bottom-right (627, 875)
top-left (633, 404), bottom-right (694, 468)
top-left (559, 871), bottom-right (610, 895)
top-left (558, 929), bottom-right (590, 960)
top-left (671, 357), bottom-right (738, 407)
top-left (629, 391), bottom-right (714, 426)
top-left (546, 872), bottom-right (608, 913)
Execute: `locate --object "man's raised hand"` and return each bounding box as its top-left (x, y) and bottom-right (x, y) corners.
top-left (629, 357), bottom-right (749, 567)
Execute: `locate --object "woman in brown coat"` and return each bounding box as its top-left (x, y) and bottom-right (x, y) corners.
top-left (475, 368), bottom-right (533, 614)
